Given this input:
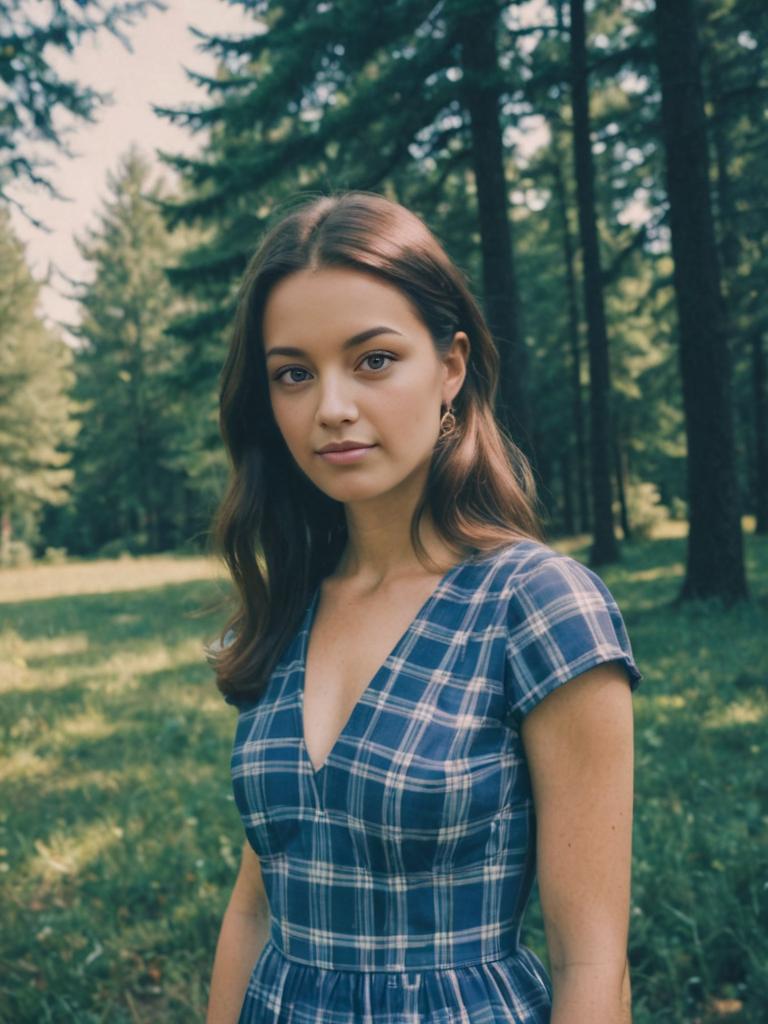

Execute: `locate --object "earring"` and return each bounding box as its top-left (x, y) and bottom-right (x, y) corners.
top-left (439, 402), bottom-right (457, 439)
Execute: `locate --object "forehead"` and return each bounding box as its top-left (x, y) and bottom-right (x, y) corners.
top-left (262, 267), bottom-right (424, 343)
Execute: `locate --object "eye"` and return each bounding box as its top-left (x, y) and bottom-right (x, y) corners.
top-left (273, 351), bottom-right (396, 386)
top-left (360, 351), bottom-right (396, 372)
top-left (273, 366), bottom-right (312, 385)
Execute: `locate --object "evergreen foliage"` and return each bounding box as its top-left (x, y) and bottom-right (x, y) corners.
top-left (0, 0), bottom-right (761, 595)
top-left (155, 2), bottom-right (677, 537)
top-left (0, 207), bottom-right (76, 563)
top-left (0, 0), bottom-right (161, 205)
top-left (50, 147), bottom-right (215, 556)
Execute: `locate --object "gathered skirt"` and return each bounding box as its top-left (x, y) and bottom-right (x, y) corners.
top-left (237, 939), bottom-right (553, 1023)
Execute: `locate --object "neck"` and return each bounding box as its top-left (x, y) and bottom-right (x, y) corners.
top-left (336, 502), bottom-right (465, 586)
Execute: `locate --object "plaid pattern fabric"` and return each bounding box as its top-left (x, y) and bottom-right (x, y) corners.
top-left (227, 539), bottom-right (642, 1022)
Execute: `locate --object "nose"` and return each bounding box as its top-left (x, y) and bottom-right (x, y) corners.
top-left (315, 377), bottom-right (359, 427)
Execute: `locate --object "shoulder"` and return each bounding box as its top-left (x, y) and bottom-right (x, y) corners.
top-left (464, 538), bottom-right (600, 601)
top-left (492, 541), bottom-right (642, 721)
top-left (493, 540), bottom-right (619, 615)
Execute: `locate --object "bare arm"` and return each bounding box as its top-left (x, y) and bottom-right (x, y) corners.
top-left (206, 840), bottom-right (272, 1024)
top-left (521, 661), bottom-right (636, 1024)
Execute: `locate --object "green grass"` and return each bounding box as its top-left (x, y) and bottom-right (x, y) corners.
top-left (0, 537), bottom-right (766, 1023)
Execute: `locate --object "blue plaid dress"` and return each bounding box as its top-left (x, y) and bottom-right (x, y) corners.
top-left (226, 539), bottom-right (642, 1022)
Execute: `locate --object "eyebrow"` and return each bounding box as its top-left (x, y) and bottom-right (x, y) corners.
top-left (264, 325), bottom-right (404, 359)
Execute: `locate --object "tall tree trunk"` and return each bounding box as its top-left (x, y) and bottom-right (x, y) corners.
top-left (459, 1), bottom-right (533, 463)
top-left (569, 0), bottom-right (619, 565)
top-left (709, 64), bottom-right (766, 538)
top-left (753, 329), bottom-right (768, 534)
top-left (561, 449), bottom-right (576, 535)
top-left (131, 314), bottom-right (158, 551)
top-left (708, 64), bottom-right (741, 293)
top-left (552, 152), bottom-right (590, 534)
top-left (653, 0), bottom-right (748, 602)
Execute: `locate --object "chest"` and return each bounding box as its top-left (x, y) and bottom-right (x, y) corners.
top-left (230, 580), bottom-right (524, 870)
top-left (302, 575), bottom-right (448, 774)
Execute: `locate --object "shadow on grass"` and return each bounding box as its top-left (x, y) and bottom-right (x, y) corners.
top-left (1, 577), bottom-right (240, 1023)
top-left (1, 539), bottom-right (766, 1022)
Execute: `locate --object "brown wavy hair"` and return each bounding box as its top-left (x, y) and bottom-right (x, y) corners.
top-left (209, 191), bottom-right (545, 702)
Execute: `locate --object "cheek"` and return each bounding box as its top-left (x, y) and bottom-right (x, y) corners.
top-left (270, 393), bottom-right (306, 449)
top-left (385, 378), bottom-right (439, 435)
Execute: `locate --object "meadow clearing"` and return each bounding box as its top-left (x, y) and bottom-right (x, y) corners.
top-left (1, 530), bottom-right (765, 1023)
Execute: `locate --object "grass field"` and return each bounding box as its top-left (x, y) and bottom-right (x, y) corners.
top-left (1, 535), bottom-right (766, 1023)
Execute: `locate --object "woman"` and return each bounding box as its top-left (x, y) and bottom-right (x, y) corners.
top-left (205, 191), bottom-right (642, 1024)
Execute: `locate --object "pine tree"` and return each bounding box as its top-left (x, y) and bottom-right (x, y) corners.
top-left (653, 0), bottom-right (748, 602)
top-left (0, 207), bottom-right (76, 561)
top-left (66, 147), bottom-right (195, 554)
top-left (154, 0), bottom-right (761, 581)
top-left (569, 0), bottom-right (620, 564)
top-left (0, 0), bottom-right (159, 204)
top-left (699, 0), bottom-right (768, 534)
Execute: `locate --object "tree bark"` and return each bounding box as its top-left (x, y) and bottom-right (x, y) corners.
top-left (708, 62), bottom-right (741, 294)
top-left (752, 329), bottom-right (768, 534)
top-left (552, 151), bottom-right (590, 534)
top-left (709, 61), bottom-right (766, 538)
top-left (561, 448), bottom-right (575, 535)
top-left (653, 0), bottom-right (748, 602)
top-left (459, 1), bottom-right (533, 463)
top-left (569, 0), bottom-right (619, 565)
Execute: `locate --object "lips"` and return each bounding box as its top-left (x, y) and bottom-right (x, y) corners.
top-left (316, 443), bottom-right (377, 464)
top-left (317, 442), bottom-right (374, 453)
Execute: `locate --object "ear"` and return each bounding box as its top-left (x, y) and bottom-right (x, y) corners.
top-left (442, 331), bottom-right (470, 404)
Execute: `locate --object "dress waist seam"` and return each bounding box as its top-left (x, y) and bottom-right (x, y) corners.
top-left (265, 938), bottom-right (522, 973)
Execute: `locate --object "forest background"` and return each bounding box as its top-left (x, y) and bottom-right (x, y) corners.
top-left (0, 0), bottom-right (766, 1022)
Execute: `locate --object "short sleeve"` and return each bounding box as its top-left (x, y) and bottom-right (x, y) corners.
top-left (504, 554), bottom-right (642, 722)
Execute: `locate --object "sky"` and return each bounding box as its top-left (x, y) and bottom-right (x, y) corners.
top-left (6, 0), bottom-right (559, 340)
top-left (7, 0), bottom-right (256, 335)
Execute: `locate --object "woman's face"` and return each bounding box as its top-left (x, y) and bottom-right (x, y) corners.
top-left (262, 266), bottom-right (468, 506)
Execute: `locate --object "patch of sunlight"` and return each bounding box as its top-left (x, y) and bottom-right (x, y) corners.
top-left (1, 632), bottom-right (90, 692)
top-left (655, 694), bottom-right (687, 709)
top-left (630, 563), bottom-right (685, 581)
top-left (57, 711), bottom-right (116, 743)
top-left (703, 701), bottom-right (765, 728)
top-left (547, 535), bottom-right (592, 556)
top-left (2, 637), bottom-right (88, 693)
top-left (30, 821), bottom-right (124, 880)
top-left (0, 554), bottom-right (229, 604)
top-left (44, 767), bottom-right (121, 796)
top-left (648, 514), bottom-right (754, 540)
top-left (0, 627), bottom-right (27, 689)
top-left (6, 667), bottom-right (81, 696)
top-left (34, 633), bottom-right (90, 659)
top-left (0, 661), bottom-right (26, 691)
top-left (0, 748), bottom-right (50, 783)
top-left (173, 688), bottom-right (229, 714)
top-left (111, 612), bottom-right (142, 625)
top-left (648, 520), bottom-right (688, 540)
top-left (175, 636), bottom-right (230, 668)
top-left (79, 644), bottom-right (180, 691)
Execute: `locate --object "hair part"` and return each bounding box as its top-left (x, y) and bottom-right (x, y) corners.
top-left (209, 190), bottom-right (545, 702)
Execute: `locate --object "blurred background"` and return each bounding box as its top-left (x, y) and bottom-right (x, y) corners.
top-left (0, 1), bottom-right (765, 1021)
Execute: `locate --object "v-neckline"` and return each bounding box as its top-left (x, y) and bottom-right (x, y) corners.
top-left (297, 554), bottom-right (476, 778)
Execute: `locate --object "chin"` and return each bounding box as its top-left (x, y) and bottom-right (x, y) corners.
top-left (310, 465), bottom-right (396, 497)
top-left (319, 482), bottom-right (386, 503)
